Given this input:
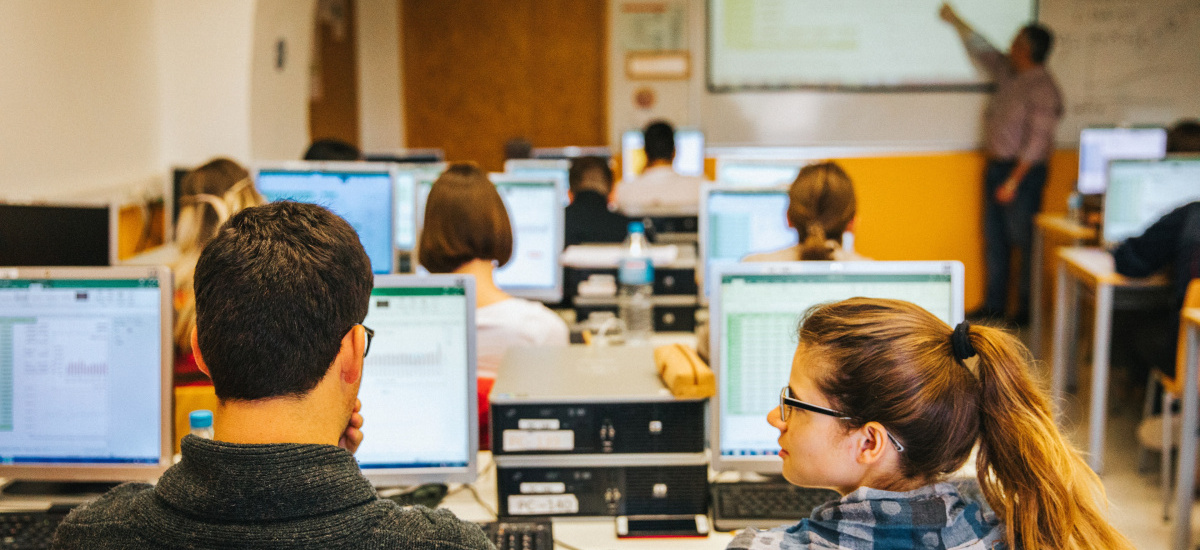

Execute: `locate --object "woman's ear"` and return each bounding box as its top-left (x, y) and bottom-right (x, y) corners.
top-left (844, 216), bottom-right (857, 232)
top-left (853, 422), bottom-right (891, 466)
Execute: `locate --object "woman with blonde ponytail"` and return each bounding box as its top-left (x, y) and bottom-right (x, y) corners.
top-left (172, 158), bottom-right (264, 384)
top-left (743, 161), bottom-right (866, 262)
top-left (728, 297), bottom-right (1134, 550)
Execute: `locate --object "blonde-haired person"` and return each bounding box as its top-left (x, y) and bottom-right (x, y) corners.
top-left (173, 158), bottom-right (264, 385)
top-left (419, 163), bottom-right (569, 448)
top-left (743, 161), bottom-right (867, 262)
top-left (728, 298), bottom-right (1134, 550)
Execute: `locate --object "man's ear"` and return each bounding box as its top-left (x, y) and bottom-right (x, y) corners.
top-left (853, 422), bottom-right (891, 466)
top-left (191, 327), bottom-right (210, 378)
top-left (338, 326), bottom-right (365, 386)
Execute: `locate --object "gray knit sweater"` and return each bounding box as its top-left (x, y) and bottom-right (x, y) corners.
top-left (52, 435), bottom-right (494, 549)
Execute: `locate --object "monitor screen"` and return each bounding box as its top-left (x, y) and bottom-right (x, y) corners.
top-left (710, 262), bottom-right (963, 473)
top-left (715, 159), bottom-right (806, 188)
top-left (504, 159), bottom-right (570, 206)
top-left (394, 163), bottom-right (446, 251)
top-left (700, 187), bottom-right (798, 302)
top-left (621, 129), bottom-right (706, 181)
top-left (1103, 157), bottom-right (1200, 246)
top-left (355, 274), bottom-right (477, 485)
top-left (255, 162), bottom-right (395, 274)
top-left (1077, 128), bottom-right (1168, 195)
top-left (492, 175), bottom-right (564, 302)
top-left (0, 204), bottom-right (113, 267)
top-left (0, 266), bottom-right (171, 481)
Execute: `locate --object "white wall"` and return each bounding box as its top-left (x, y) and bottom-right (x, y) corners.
top-left (0, 0), bottom-right (164, 202)
top-left (356, 0), bottom-right (404, 152)
top-left (250, 0), bottom-right (316, 161)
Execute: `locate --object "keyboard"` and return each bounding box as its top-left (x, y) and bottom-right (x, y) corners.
top-left (0, 510), bottom-right (71, 550)
top-left (710, 481), bottom-right (840, 532)
top-left (482, 519), bottom-right (553, 550)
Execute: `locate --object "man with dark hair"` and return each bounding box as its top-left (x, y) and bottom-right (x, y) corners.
top-left (304, 137), bottom-right (361, 161)
top-left (941, 5), bottom-right (1063, 324)
top-left (615, 120), bottom-right (706, 214)
top-left (565, 156), bottom-right (628, 246)
top-left (53, 202), bottom-right (491, 549)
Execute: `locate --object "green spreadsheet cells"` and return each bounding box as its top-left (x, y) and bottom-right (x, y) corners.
top-left (0, 318), bottom-right (35, 432)
top-left (725, 312), bottom-right (799, 416)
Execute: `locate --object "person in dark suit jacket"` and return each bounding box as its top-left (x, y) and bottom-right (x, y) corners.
top-left (565, 156), bottom-right (628, 247)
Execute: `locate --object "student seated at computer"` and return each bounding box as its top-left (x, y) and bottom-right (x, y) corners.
top-left (565, 156), bottom-right (628, 246)
top-left (303, 137), bottom-right (361, 161)
top-left (615, 120), bottom-right (706, 214)
top-left (53, 202), bottom-right (491, 549)
top-left (172, 158), bottom-right (264, 386)
top-left (743, 161), bottom-right (868, 262)
top-left (419, 163), bottom-right (569, 447)
top-left (727, 298), bottom-right (1134, 550)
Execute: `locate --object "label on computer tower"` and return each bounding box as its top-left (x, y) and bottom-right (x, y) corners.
top-left (519, 482), bottom-right (566, 494)
top-left (508, 494), bottom-right (580, 515)
top-left (517, 418), bottom-right (561, 430)
top-left (503, 429), bottom-right (574, 452)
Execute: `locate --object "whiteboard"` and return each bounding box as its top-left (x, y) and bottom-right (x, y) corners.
top-left (708, 0), bottom-right (1035, 91)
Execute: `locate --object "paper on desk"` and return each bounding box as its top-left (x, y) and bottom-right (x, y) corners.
top-left (561, 244), bottom-right (679, 268)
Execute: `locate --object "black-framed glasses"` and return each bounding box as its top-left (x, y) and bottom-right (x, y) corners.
top-left (357, 324), bottom-right (375, 359)
top-left (779, 387), bottom-right (905, 453)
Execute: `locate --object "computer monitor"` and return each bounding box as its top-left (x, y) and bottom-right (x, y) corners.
top-left (714, 158), bottom-right (807, 188)
top-left (532, 146), bottom-right (612, 160)
top-left (709, 261), bottom-right (964, 474)
top-left (699, 186), bottom-right (798, 303)
top-left (355, 274), bottom-right (478, 486)
top-left (1102, 156), bottom-right (1200, 247)
top-left (491, 174), bottom-right (565, 303)
top-left (0, 266), bottom-right (172, 484)
top-left (1077, 127), bottom-right (1168, 195)
top-left (621, 128), bottom-right (706, 181)
top-left (365, 148), bottom-right (445, 164)
top-left (0, 203), bottom-right (117, 267)
top-left (255, 161), bottom-right (396, 274)
top-left (393, 163), bottom-right (447, 252)
top-left (504, 159), bottom-right (570, 206)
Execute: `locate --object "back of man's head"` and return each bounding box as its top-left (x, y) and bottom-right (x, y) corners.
top-left (643, 121), bottom-right (676, 164)
top-left (1021, 24), bottom-right (1054, 64)
top-left (304, 138), bottom-right (362, 161)
top-left (1168, 119), bottom-right (1200, 153)
top-left (568, 156), bottom-right (614, 197)
top-left (194, 201), bottom-right (373, 401)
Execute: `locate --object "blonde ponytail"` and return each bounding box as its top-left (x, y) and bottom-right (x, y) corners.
top-left (969, 325), bottom-right (1134, 550)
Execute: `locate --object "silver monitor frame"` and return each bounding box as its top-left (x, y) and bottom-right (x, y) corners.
top-left (697, 183), bottom-right (793, 306)
top-left (708, 260), bottom-right (965, 474)
top-left (0, 265), bottom-right (173, 482)
top-left (1102, 155), bottom-right (1200, 248)
top-left (1076, 126), bottom-right (1167, 196)
top-left (358, 273), bottom-right (478, 486)
top-left (489, 173), bottom-right (565, 303)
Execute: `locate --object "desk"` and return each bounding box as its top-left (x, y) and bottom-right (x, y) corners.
top-left (1030, 214), bottom-right (1096, 358)
top-left (1173, 309), bottom-right (1200, 550)
top-left (441, 452), bottom-right (735, 549)
top-left (1049, 247), bottom-right (1169, 474)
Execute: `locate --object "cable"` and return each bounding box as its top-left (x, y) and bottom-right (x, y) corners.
top-left (462, 483), bottom-right (498, 520)
top-left (553, 539), bottom-right (585, 550)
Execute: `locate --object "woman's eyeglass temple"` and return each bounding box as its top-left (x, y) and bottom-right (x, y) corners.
top-left (779, 387), bottom-right (905, 453)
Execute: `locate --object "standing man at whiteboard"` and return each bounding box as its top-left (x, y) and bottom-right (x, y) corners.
top-left (941, 3), bottom-right (1063, 323)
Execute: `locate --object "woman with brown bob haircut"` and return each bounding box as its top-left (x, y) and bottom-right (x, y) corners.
top-left (728, 297), bottom-right (1134, 550)
top-left (419, 163), bottom-right (569, 447)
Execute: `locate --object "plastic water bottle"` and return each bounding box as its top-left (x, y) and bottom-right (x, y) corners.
top-left (189, 409), bottom-right (214, 440)
top-left (618, 222), bottom-right (655, 344)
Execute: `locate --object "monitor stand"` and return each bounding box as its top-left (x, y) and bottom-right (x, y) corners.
top-left (2, 481), bottom-right (121, 498)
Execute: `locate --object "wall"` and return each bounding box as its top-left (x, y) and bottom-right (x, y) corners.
top-left (250, 0), bottom-right (317, 162)
top-left (0, 0), bottom-right (163, 202)
top-left (356, 0), bottom-right (404, 152)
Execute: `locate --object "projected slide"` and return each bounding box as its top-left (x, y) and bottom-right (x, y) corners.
top-left (709, 0), bottom-right (1035, 90)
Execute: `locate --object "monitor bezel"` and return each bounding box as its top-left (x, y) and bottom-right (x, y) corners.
top-left (488, 173), bottom-right (566, 304)
top-left (713, 157), bottom-right (811, 188)
top-left (1076, 126), bottom-right (1168, 196)
top-left (0, 265), bottom-right (173, 482)
top-left (253, 161), bottom-right (400, 274)
top-left (390, 162), bottom-right (446, 252)
top-left (503, 159), bottom-right (572, 207)
top-left (708, 260), bottom-right (965, 474)
top-left (697, 184), bottom-right (793, 306)
top-left (358, 273), bottom-right (478, 487)
top-left (1102, 154), bottom-right (1200, 248)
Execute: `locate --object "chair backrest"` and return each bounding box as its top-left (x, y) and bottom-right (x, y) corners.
top-left (1169, 279), bottom-right (1200, 391)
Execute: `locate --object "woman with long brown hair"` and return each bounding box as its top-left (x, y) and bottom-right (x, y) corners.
top-left (743, 161), bottom-right (866, 262)
top-left (728, 298), bottom-right (1133, 550)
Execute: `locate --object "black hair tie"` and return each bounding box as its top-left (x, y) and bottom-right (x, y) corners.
top-left (951, 321), bottom-right (976, 362)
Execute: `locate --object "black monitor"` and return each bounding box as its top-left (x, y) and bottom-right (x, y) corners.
top-left (365, 149), bottom-right (446, 164)
top-left (0, 204), bottom-right (114, 266)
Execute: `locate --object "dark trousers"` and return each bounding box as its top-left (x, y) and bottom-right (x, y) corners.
top-left (983, 159), bottom-right (1047, 315)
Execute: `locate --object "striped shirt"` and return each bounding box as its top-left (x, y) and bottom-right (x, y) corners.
top-left (967, 33), bottom-right (1063, 164)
